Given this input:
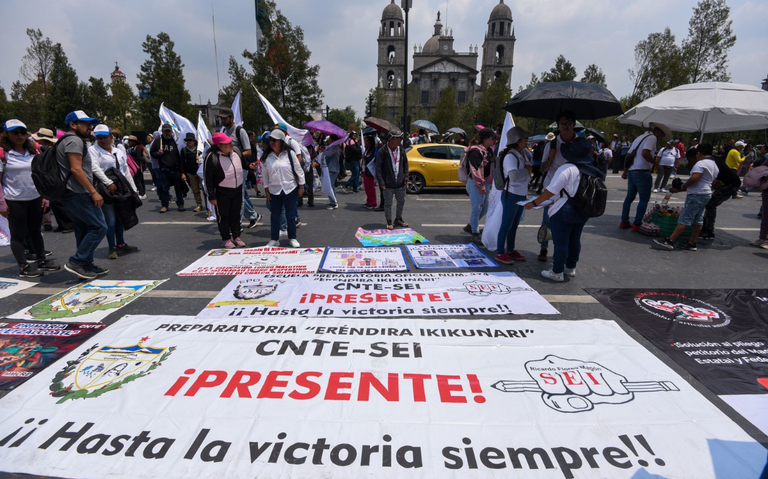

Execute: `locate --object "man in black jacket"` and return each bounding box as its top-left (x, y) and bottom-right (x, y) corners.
top-left (374, 128), bottom-right (409, 228)
top-left (150, 123), bottom-right (186, 213)
top-left (700, 149), bottom-right (741, 239)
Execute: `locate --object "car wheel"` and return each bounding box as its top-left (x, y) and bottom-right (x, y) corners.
top-left (407, 173), bottom-right (425, 194)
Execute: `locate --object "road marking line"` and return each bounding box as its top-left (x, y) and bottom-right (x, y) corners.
top-left (543, 295), bottom-right (598, 304)
top-left (719, 228), bottom-right (759, 231)
top-left (421, 224), bottom-right (594, 228)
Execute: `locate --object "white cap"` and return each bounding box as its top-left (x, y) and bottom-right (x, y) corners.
top-left (93, 124), bottom-right (111, 136)
top-left (734, 141), bottom-right (745, 148)
top-left (3, 119), bottom-right (27, 131)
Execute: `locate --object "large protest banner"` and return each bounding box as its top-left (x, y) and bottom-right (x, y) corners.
top-left (0, 321), bottom-right (106, 389)
top-left (0, 315), bottom-right (764, 479)
top-left (198, 272), bottom-right (558, 319)
top-left (177, 247), bottom-right (324, 276)
top-left (587, 289), bottom-right (768, 436)
top-left (320, 247), bottom-right (408, 273)
top-left (0, 278), bottom-right (36, 300)
top-left (406, 243), bottom-right (498, 269)
top-left (8, 280), bottom-right (166, 323)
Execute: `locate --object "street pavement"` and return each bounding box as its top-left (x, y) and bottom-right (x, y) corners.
top-left (0, 171), bottom-right (766, 472)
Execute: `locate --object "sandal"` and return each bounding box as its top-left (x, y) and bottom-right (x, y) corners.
top-left (386, 223), bottom-right (394, 230)
top-left (394, 219), bottom-right (409, 227)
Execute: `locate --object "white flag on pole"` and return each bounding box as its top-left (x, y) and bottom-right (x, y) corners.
top-left (196, 111), bottom-right (212, 156)
top-left (482, 112), bottom-right (516, 251)
top-left (255, 89), bottom-right (309, 143)
top-left (231, 90), bottom-right (243, 126)
top-left (158, 103), bottom-right (196, 152)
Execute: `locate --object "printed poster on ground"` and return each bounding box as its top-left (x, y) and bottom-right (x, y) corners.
top-left (320, 247), bottom-right (408, 273)
top-left (0, 315), bottom-right (764, 479)
top-left (355, 227), bottom-right (428, 247)
top-left (0, 278), bottom-right (37, 300)
top-left (198, 272), bottom-right (558, 319)
top-left (7, 280), bottom-right (166, 323)
top-left (587, 288), bottom-right (768, 436)
top-left (0, 321), bottom-right (106, 389)
top-left (406, 243), bottom-right (498, 269)
top-left (177, 247), bottom-right (324, 276)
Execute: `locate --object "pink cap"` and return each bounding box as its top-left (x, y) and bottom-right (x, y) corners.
top-left (212, 132), bottom-right (232, 145)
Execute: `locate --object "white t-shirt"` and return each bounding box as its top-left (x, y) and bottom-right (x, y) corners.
top-left (502, 149), bottom-right (530, 196)
top-left (264, 150), bottom-right (306, 194)
top-left (89, 144), bottom-right (138, 193)
top-left (1, 149), bottom-right (40, 201)
top-left (545, 164), bottom-right (581, 216)
top-left (601, 148), bottom-right (613, 161)
top-left (628, 133), bottom-right (657, 171)
top-left (657, 147), bottom-right (680, 167)
top-left (687, 158), bottom-right (719, 195)
top-left (541, 136), bottom-right (569, 189)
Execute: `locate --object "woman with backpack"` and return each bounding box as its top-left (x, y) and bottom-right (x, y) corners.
top-left (495, 127), bottom-right (530, 265)
top-left (525, 137), bottom-right (606, 282)
top-left (204, 132), bottom-right (256, 249)
top-left (262, 129), bottom-right (305, 247)
top-left (0, 120), bottom-right (60, 277)
top-left (463, 128), bottom-right (498, 241)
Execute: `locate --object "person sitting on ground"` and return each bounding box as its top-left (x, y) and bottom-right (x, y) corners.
top-left (653, 144), bottom-right (719, 252)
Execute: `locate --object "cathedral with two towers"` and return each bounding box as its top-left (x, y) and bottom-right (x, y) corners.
top-left (377, 0), bottom-right (516, 122)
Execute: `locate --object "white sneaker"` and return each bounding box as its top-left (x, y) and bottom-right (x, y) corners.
top-left (564, 267), bottom-right (576, 277)
top-left (266, 240), bottom-right (279, 247)
top-left (541, 269), bottom-right (564, 282)
top-left (660, 188), bottom-right (666, 193)
top-left (279, 230), bottom-right (288, 238)
top-left (139, 195), bottom-right (147, 200)
top-left (289, 238), bottom-right (300, 248)
top-left (206, 216), bottom-right (216, 222)
top-left (652, 188), bottom-right (658, 193)
top-left (151, 187), bottom-right (157, 191)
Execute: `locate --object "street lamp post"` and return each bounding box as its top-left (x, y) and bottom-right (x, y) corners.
top-left (401, 0), bottom-right (412, 133)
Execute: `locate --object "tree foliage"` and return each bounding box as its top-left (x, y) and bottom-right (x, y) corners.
top-left (540, 55), bottom-right (577, 83)
top-left (581, 64), bottom-right (607, 88)
top-left (82, 77), bottom-right (111, 121)
top-left (681, 0), bottom-right (736, 83)
top-left (457, 101), bottom-right (477, 140)
top-left (327, 106), bottom-right (358, 130)
top-left (476, 72), bottom-right (511, 130)
top-left (136, 32), bottom-right (193, 132)
top-left (366, 87), bottom-right (389, 120)
top-left (44, 45), bottom-right (83, 128)
top-left (628, 28), bottom-right (685, 106)
top-left (19, 29), bottom-right (56, 96)
top-left (110, 77), bottom-right (137, 132)
top-left (429, 86), bottom-right (459, 134)
top-left (220, 56), bottom-right (264, 129)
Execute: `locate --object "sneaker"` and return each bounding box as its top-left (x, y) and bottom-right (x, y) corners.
top-left (206, 216), bottom-right (216, 222)
top-left (193, 205), bottom-right (202, 212)
top-left (653, 188), bottom-right (658, 193)
top-left (19, 264), bottom-right (43, 278)
top-left (87, 263), bottom-right (109, 276)
top-left (538, 248), bottom-right (548, 262)
top-left (660, 188), bottom-right (666, 193)
top-left (266, 239), bottom-right (280, 247)
top-left (750, 239), bottom-right (767, 246)
top-left (761, 243), bottom-right (768, 250)
top-left (564, 267), bottom-right (576, 277)
top-left (64, 261), bottom-right (97, 280)
top-left (160, 206), bottom-right (168, 213)
top-left (279, 230), bottom-right (288, 238)
top-left (733, 194), bottom-right (744, 199)
top-left (115, 244), bottom-right (139, 254)
top-left (234, 237), bottom-right (247, 248)
top-left (247, 219), bottom-right (258, 229)
top-left (541, 269), bottom-right (564, 282)
top-left (652, 237), bottom-right (675, 250)
top-left (678, 241), bottom-right (697, 251)
top-left (326, 204), bottom-right (338, 210)
top-left (151, 186), bottom-right (157, 191)
top-left (373, 206), bottom-right (385, 212)
top-left (698, 233), bottom-right (715, 240)
top-left (108, 249), bottom-right (118, 260)
top-left (178, 205), bottom-right (186, 212)
top-left (25, 251), bottom-right (52, 263)
top-left (463, 223), bottom-right (472, 234)
top-left (139, 195), bottom-right (148, 200)
top-left (37, 259), bottom-right (60, 271)
top-left (222, 239), bottom-right (236, 249)
top-left (289, 238), bottom-right (301, 248)
top-left (365, 205), bottom-right (375, 210)
top-left (509, 251), bottom-right (526, 261)
top-left (495, 253), bottom-right (514, 265)
top-left (619, 222), bottom-right (632, 229)
top-left (61, 227), bottom-right (74, 234)
top-left (471, 233), bottom-right (482, 243)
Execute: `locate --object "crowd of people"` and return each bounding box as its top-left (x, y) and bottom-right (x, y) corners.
top-left (1, 106), bottom-right (766, 283)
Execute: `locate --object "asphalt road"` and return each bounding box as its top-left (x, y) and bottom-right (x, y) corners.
top-left (0, 172), bottom-right (766, 478)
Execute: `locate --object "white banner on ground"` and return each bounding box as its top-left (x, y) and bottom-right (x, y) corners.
top-left (7, 280), bottom-right (166, 323)
top-left (0, 278), bottom-right (37, 300)
top-left (0, 315), bottom-right (764, 479)
top-left (406, 243), bottom-right (497, 269)
top-left (198, 272), bottom-right (557, 318)
top-left (177, 247), bottom-right (324, 276)
top-left (320, 247), bottom-right (408, 273)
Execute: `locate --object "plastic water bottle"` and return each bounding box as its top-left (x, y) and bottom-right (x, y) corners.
top-left (661, 193), bottom-right (672, 206)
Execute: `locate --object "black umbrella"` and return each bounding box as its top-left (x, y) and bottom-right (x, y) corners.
top-left (585, 128), bottom-right (606, 144)
top-left (503, 81), bottom-right (623, 120)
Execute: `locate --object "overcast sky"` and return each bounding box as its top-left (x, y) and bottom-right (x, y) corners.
top-left (1, 0), bottom-right (766, 120)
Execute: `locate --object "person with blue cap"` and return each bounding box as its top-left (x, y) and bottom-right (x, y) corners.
top-left (57, 110), bottom-right (109, 280)
top-left (525, 136), bottom-right (606, 282)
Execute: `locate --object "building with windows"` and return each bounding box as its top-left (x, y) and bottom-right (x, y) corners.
top-left (377, 0), bottom-right (515, 121)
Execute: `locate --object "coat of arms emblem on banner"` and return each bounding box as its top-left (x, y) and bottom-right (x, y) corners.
top-left (49, 339), bottom-right (174, 403)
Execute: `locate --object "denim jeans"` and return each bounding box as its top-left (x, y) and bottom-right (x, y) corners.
top-left (496, 192), bottom-right (525, 255)
top-left (241, 182), bottom-right (257, 221)
top-left (621, 170), bottom-right (652, 225)
top-left (101, 203), bottom-right (124, 250)
top-left (266, 195), bottom-right (287, 231)
top-left (466, 180), bottom-right (491, 233)
top-left (540, 206), bottom-right (551, 250)
top-left (269, 188), bottom-right (298, 240)
top-left (344, 161), bottom-right (361, 191)
top-left (62, 191), bottom-right (107, 266)
top-left (549, 201), bottom-right (588, 274)
top-left (157, 168), bottom-right (185, 208)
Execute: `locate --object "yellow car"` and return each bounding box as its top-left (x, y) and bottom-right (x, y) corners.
top-left (405, 143), bottom-right (467, 194)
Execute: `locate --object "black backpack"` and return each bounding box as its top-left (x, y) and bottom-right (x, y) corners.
top-left (492, 146), bottom-right (515, 192)
top-left (561, 169), bottom-right (607, 218)
top-left (31, 133), bottom-right (85, 201)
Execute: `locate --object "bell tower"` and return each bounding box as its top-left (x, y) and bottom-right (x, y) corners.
top-left (378, 0), bottom-right (406, 121)
top-left (481, 0), bottom-right (515, 88)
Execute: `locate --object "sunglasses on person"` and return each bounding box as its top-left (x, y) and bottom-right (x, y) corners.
top-left (10, 129), bottom-right (28, 135)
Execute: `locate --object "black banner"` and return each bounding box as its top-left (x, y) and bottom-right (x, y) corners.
top-left (586, 289), bottom-right (768, 397)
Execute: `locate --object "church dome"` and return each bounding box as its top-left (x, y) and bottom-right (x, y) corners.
top-left (422, 35), bottom-right (440, 53)
top-left (382, 0), bottom-right (403, 21)
top-left (489, 0), bottom-right (513, 21)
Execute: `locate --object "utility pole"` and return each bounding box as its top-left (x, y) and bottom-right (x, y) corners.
top-left (401, 0), bottom-right (412, 133)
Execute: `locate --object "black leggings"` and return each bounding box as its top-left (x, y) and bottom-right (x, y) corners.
top-left (7, 198), bottom-right (45, 267)
top-left (214, 186), bottom-right (243, 241)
